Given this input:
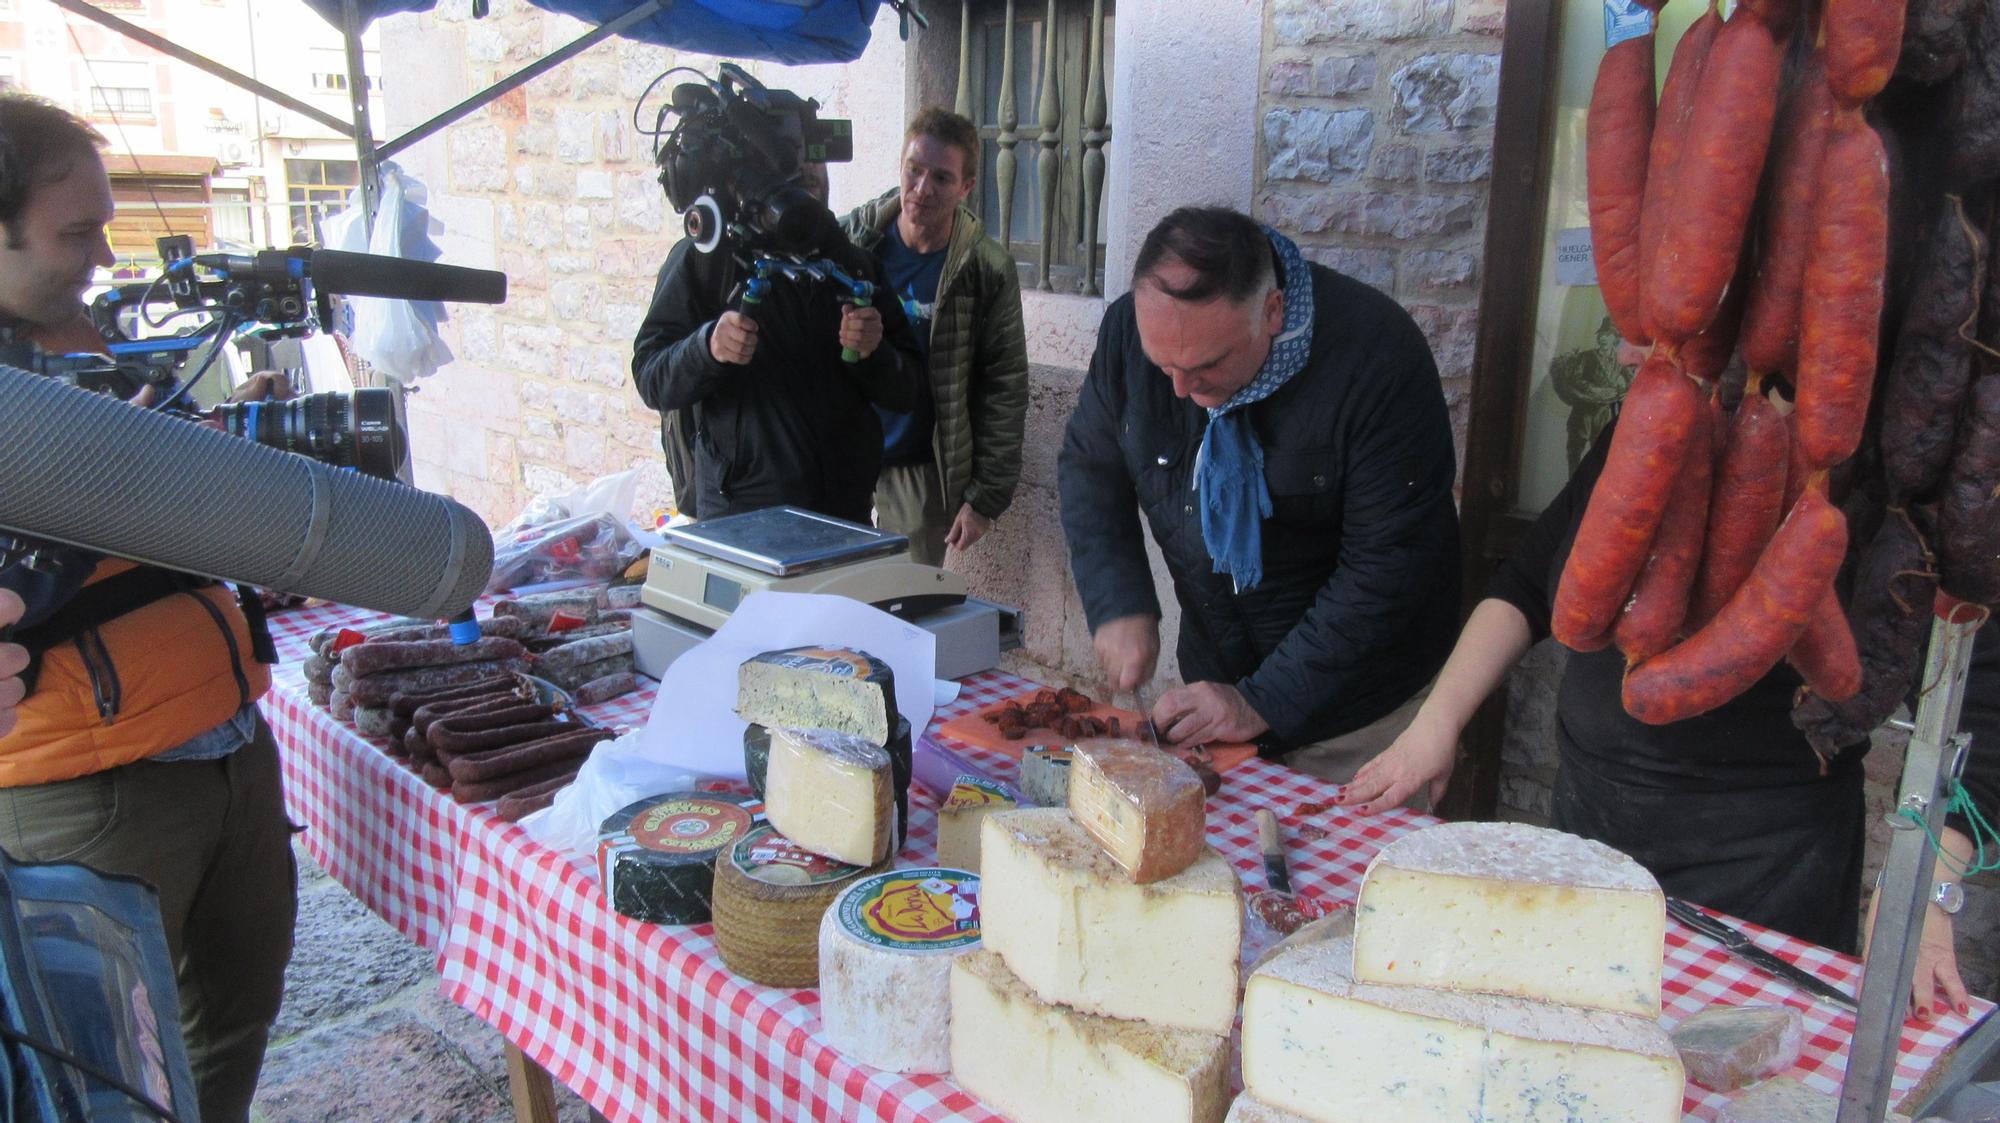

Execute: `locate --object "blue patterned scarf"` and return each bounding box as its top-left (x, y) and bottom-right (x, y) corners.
top-left (1195, 228), bottom-right (1314, 592)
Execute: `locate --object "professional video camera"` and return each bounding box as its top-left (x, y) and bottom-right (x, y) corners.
top-left (35, 235), bottom-right (504, 479)
top-left (644, 62), bottom-right (853, 259)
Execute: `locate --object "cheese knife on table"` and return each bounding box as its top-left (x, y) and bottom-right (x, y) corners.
top-left (1666, 897), bottom-right (1857, 1012)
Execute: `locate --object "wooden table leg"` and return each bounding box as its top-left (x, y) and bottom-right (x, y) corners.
top-left (504, 1042), bottom-right (560, 1123)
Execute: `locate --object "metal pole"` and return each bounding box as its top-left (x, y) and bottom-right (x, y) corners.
top-left (340, 0), bottom-right (380, 238)
top-left (1836, 595), bottom-right (1986, 1123)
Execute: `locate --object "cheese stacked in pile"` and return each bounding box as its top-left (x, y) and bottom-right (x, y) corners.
top-left (1230, 821), bottom-right (1686, 1123)
top-left (949, 739), bottom-right (1240, 1123)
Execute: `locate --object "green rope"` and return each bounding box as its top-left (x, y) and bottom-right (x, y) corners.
top-left (1896, 774), bottom-right (2000, 877)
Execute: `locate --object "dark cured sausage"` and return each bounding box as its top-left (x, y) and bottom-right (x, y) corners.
top-left (1645, 11), bottom-right (1784, 344)
top-left (1883, 195), bottom-right (1986, 505)
top-left (1639, 7), bottom-right (1724, 340)
top-left (1937, 375), bottom-right (2000, 604)
top-left (347, 659), bottom-right (532, 706)
top-left (1615, 400), bottom-right (1717, 662)
top-left (1588, 28), bottom-right (1657, 342)
top-left (1795, 109), bottom-right (1891, 470)
top-left (1554, 356), bottom-right (1705, 650)
top-left (339, 636), bottom-right (528, 678)
top-left (447, 728), bottom-right (612, 785)
top-left (1738, 61), bottom-right (1837, 378)
top-left (1624, 485), bottom-right (1850, 724)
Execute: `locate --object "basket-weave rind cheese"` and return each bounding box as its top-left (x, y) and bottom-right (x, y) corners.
top-left (1351, 821), bottom-right (1667, 1016)
top-left (765, 726), bottom-right (894, 866)
top-left (1241, 935), bottom-right (1683, 1123)
top-left (1672, 1005), bottom-right (1803, 1092)
top-left (595, 792), bottom-right (763, 926)
top-left (935, 778), bottom-right (1016, 873)
top-left (978, 808), bottom-right (1241, 1034)
top-left (818, 867), bottom-right (981, 1074)
top-left (711, 823), bottom-right (879, 988)
top-left (1067, 738), bottom-right (1206, 883)
top-left (949, 949), bottom-right (1230, 1123)
top-left (736, 646), bottom-right (897, 744)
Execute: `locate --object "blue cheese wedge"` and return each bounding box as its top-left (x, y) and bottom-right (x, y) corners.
top-left (736, 646), bottom-right (897, 744)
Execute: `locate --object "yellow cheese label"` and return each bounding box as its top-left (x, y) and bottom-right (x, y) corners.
top-left (942, 778), bottom-right (1014, 812)
top-left (835, 868), bottom-right (982, 953)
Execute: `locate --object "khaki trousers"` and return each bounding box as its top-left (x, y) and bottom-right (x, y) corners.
top-left (1280, 682), bottom-right (1436, 812)
top-left (875, 461), bottom-right (954, 568)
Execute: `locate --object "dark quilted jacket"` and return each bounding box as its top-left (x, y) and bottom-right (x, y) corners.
top-left (841, 190), bottom-right (1029, 519)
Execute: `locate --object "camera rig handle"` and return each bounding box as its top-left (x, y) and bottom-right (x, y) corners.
top-left (731, 253), bottom-right (877, 363)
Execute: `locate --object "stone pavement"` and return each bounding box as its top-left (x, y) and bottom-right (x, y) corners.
top-left (249, 839), bottom-right (595, 1123)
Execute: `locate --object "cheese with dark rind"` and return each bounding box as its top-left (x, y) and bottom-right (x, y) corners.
top-left (735, 646), bottom-right (897, 744)
top-left (818, 867), bottom-right (981, 1073)
top-left (935, 778), bottom-right (1016, 873)
top-left (950, 948), bottom-right (1230, 1123)
top-left (1672, 1004), bottom-right (1803, 1091)
top-left (595, 791), bottom-right (763, 925)
top-left (764, 727), bottom-right (894, 866)
top-left (1067, 738), bottom-right (1206, 883)
top-left (1017, 745), bottom-right (1074, 807)
top-left (743, 723), bottom-right (772, 798)
top-left (710, 823), bottom-right (879, 988)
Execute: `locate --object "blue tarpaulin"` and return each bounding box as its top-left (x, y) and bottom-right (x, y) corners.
top-left (302, 0), bottom-right (884, 65)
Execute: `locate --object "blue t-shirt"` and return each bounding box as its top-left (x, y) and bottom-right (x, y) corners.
top-left (873, 220), bottom-right (945, 466)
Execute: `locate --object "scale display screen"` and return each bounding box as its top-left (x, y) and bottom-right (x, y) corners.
top-left (704, 573), bottom-right (744, 612)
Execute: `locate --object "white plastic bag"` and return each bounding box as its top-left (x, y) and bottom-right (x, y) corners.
top-left (486, 469), bottom-right (650, 592)
top-left (519, 729), bottom-right (696, 867)
top-left (320, 163), bottom-right (454, 383)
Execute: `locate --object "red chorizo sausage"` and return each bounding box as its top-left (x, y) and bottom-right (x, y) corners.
top-left (1623, 484), bottom-right (1850, 723)
top-left (1588, 29), bottom-right (1657, 343)
top-left (1788, 587), bottom-right (1864, 701)
top-left (1639, 7), bottom-right (1724, 335)
top-left (1825, 0), bottom-right (1909, 106)
top-left (1645, 11), bottom-right (1784, 344)
top-left (1690, 384), bottom-right (1791, 627)
top-left (1738, 61), bottom-right (1836, 378)
top-left (1615, 399), bottom-right (1717, 662)
top-left (1553, 355), bottom-right (1705, 650)
top-left (1795, 109), bottom-right (1890, 470)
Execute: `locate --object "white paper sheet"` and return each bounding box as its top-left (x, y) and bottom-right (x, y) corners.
top-left (636, 591), bottom-right (938, 778)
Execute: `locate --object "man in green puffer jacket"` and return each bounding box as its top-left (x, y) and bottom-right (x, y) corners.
top-left (841, 109), bottom-right (1028, 566)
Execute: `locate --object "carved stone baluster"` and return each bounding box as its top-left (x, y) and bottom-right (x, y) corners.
top-left (954, 0), bottom-right (974, 119)
top-left (1080, 0), bottom-right (1109, 296)
top-left (1035, 0), bottom-right (1061, 291)
top-left (996, 0), bottom-right (1019, 252)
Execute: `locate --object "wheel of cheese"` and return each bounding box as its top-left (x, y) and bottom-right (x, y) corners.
top-left (743, 723), bottom-right (772, 798)
top-left (817, 867), bottom-right (981, 1074)
top-left (596, 792), bottom-right (764, 926)
top-left (711, 823), bottom-right (884, 988)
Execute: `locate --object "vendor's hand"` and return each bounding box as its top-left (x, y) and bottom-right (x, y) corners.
top-left (228, 370), bottom-right (294, 404)
top-left (1, 589), bottom-right (27, 739)
top-left (840, 303), bottom-right (883, 359)
top-left (943, 503), bottom-right (993, 552)
top-left (710, 312), bottom-right (760, 365)
top-left (1862, 827), bottom-right (1975, 1023)
top-left (1153, 681), bottom-right (1268, 746)
top-left (1092, 614), bottom-right (1159, 693)
top-left (1339, 708), bottom-right (1458, 814)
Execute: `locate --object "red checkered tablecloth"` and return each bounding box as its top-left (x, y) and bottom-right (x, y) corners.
top-left (261, 599), bottom-right (1988, 1123)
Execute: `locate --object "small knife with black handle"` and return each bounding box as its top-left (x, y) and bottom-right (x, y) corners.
top-left (1666, 897), bottom-right (1857, 1012)
top-left (1255, 808), bottom-right (1292, 896)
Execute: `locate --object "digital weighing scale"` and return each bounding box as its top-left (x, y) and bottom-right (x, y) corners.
top-left (633, 506), bottom-right (1021, 680)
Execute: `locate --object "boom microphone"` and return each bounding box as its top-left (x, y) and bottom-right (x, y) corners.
top-left (304, 249), bottom-right (509, 305)
top-left (0, 365), bottom-right (493, 622)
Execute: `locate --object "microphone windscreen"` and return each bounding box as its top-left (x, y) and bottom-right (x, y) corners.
top-left (307, 249), bottom-right (508, 305)
top-left (0, 365), bottom-right (494, 621)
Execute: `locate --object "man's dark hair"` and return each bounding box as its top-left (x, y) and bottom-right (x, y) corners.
top-left (905, 107), bottom-right (980, 182)
top-left (0, 93), bottom-right (106, 247)
top-left (1132, 206), bottom-right (1278, 304)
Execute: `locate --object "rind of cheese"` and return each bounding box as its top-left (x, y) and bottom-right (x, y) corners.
top-left (764, 726), bottom-right (893, 866)
top-left (1243, 936), bottom-right (1683, 1123)
top-left (1067, 738), bottom-right (1206, 883)
top-left (1352, 821), bottom-right (1666, 1016)
top-left (1222, 1094), bottom-right (1315, 1123)
top-left (736, 645), bottom-right (897, 743)
top-left (595, 792), bottom-right (762, 925)
top-left (818, 868), bottom-right (981, 1074)
top-left (1715, 1076), bottom-right (1912, 1123)
top-left (936, 778), bottom-right (1015, 874)
top-left (950, 949), bottom-right (1230, 1123)
top-left (978, 808), bottom-right (1241, 1034)
top-left (1671, 1004), bottom-right (1804, 1092)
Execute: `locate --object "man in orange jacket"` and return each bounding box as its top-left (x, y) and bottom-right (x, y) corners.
top-left (0, 92), bottom-right (294, 1123)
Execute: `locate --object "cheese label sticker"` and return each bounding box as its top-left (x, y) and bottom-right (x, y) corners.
top-left (730, 824), bottom-right (866, 886)
top-left (837, 868), bottom-right (982, 953)
top-left (627, 797), bottom-right (756, 854)
top-left (754, 647), bottom-right (884, 680)
top-left (942, 778), bottom-right (1013, 811)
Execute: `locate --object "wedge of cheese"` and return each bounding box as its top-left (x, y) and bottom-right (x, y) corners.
top-left (736, 646), bottom-right (897, 743)
top-left (950, 949), bottom-right (1230, 1123)
top-left (978, 808), bottom-right (1240, 1034)
top-left (763, 727), bottom-right (893, 866)
top-left (934, 778), bottom-right (1015, 874)
top-left (1222, 1094), bottom-right (1315, 1123)
top-left (1067, 738), bottom-right (1206, 883)
top-left (1352, 821), bottom-right (1666, 1016)
top-left (1242, 935), bottom-right (1683, 1123)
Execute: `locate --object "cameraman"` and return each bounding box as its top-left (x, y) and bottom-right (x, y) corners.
top-left (0, 93), bottom-right (294, 1123)
top-left (632, 161), bottom-right (922, 524)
